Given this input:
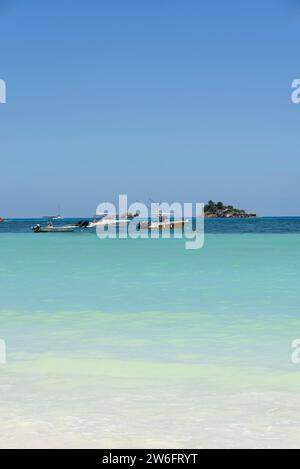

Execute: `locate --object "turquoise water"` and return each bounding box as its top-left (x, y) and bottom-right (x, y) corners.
top-left (1, 220), bottom-right (300, 448)
top-left (2, 216), bottom-right (300, 233)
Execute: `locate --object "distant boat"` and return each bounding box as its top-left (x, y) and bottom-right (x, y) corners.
top-left (0, 217), bottom-right (4, 223)
top-left (43, 205), bottom-right (64, 220)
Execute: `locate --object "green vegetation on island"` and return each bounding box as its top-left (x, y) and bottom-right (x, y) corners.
top-left (204, 200), bottom-right (256, 218)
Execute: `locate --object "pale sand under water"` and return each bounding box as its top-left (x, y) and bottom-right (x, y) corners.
top-left (1, 360), bottom-right (300, 448)
top-left (1, 232), bottom-right (300, 448)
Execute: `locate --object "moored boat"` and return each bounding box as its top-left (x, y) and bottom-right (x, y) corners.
top-left (86, 211), bottom-right (139, 229)
top-left (138, 219), bottom-right (189, 231)
top-left (43, 205), bottom-right (64, 220)
top-left (32, 222), bottom-right (75, 233)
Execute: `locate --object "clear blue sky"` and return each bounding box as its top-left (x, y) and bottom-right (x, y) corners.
top-left (0, 0), bottom-right (300, 217)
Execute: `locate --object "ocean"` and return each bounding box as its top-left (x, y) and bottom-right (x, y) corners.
top-left (0, 218), bottom-right (300, 448)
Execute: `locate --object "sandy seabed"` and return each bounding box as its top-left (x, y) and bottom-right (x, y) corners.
top-left (1, 366), bottom-right (300, 449)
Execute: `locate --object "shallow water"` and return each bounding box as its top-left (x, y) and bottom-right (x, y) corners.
top-left (0, 220), bottom-right (300, 448)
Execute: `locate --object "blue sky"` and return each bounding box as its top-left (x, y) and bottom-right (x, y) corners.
top-left (0, 0), bottom-right (300, 217)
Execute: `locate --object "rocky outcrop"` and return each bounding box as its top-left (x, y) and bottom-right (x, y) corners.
top-left (204, 201), bottom-right (256, 218)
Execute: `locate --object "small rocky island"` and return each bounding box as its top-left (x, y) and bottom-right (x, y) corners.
top-left (204, 200), bottom-right (256, 218)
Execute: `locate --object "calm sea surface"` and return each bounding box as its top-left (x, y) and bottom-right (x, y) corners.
top-left (2, 216), bottom-right (300, 233)
top-left (0, 218), bottom-right (300, 448)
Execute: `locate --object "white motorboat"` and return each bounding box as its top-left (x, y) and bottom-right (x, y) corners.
top-left (138, 219), bottom-right (188, 231)
top-left (86, 211), bottom-right (139, 229)
top-left (87, 218), bottom-right (130, 229)
top-left (32, 222), bottom-right (75, 233)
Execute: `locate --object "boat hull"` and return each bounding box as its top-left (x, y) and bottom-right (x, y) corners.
top-left (140, 220), bottom-right (188, 230)
top-left (33, 225), bottom-right (76, 233)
